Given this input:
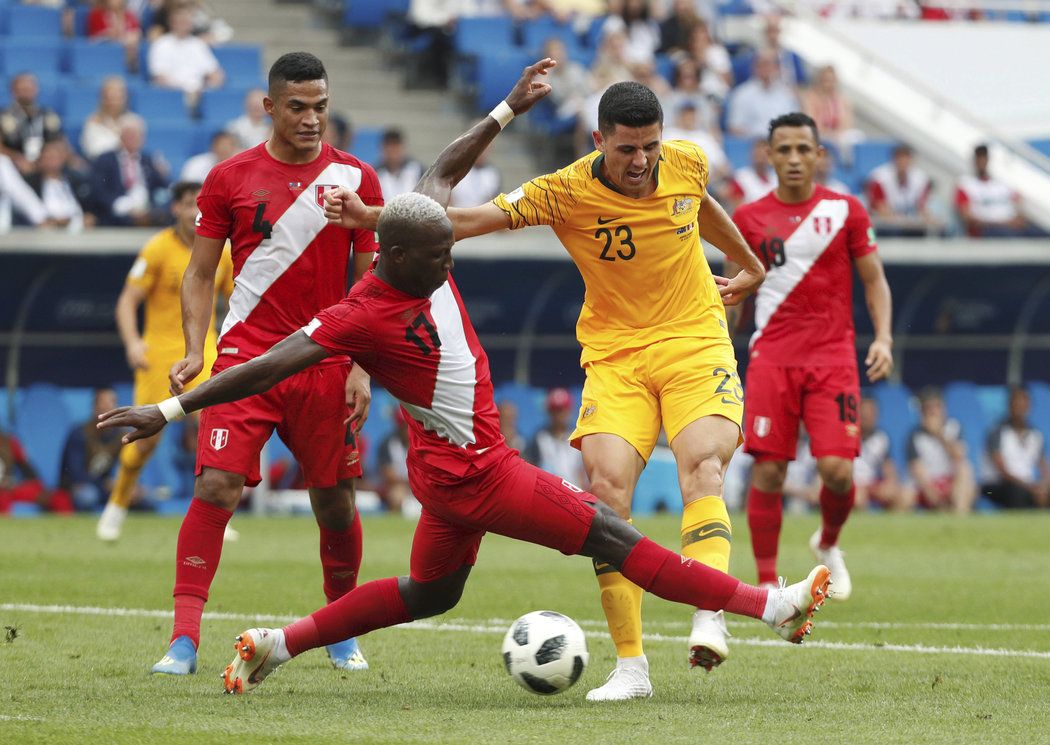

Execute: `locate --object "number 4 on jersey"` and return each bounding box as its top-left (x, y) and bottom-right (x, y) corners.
top-left (252, 203), bottom-right (273, 239)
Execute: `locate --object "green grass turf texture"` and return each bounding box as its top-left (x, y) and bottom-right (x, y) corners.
top-left (1, 511), bottom-right (1048, 745)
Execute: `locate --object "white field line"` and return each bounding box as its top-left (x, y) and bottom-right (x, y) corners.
top-left (3, 603), bottom-right (1050, 661)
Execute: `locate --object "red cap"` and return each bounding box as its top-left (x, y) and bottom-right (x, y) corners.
top-left (546, 388), bottom-right (572, 411)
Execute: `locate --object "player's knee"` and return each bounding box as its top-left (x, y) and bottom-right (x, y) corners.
top-left (580, 501), bottom-right (640, 566)
top-left (309, 481), bottom-right (356, 530)
top-left (679, 452), bottom-right (728, 497)
top-left (195, 468), bottom-right (246, 510)
top-left (753, 459), bottom-right (788, 492)
top-left (398, 576), bottom-right (463, 620)
top-left (817, 458), bottom-right (853, 494)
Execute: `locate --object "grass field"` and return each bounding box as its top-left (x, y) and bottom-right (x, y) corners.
top-left (2, 511), bottom-right (1049, 744)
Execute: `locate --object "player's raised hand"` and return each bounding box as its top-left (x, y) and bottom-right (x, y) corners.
top-left (97, 404), bottom-right (167, 444)
top-left (169, 354), bottom-right (204, 396)
top-left (716, 267), bottom-right (762, 306)
top-left (344, 363), bottom-right (372, 433)
top-left (865, 338), bottom-right (894, 382)
top-left (126, 339), bottom-right (149, 371)
top-left (504, 57), bottom-right (557, 115)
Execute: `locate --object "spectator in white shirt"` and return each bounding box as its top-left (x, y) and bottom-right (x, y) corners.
top-left (905, 388), bottom-right (976, 513)
top-left (984, 387), bottom-right (1050, 509)
top-left (27, 139), bottom-right (94, 230)
top-left (450, 146), bottom-right (500, 208)
top-left (0, 152), bottom-right (51, 231)
top-left (725, 137), bottom-right (775, 212)
top-left (663, 101), bottom-right (728, 186)
top-left (726, 49), bottom-right (798, 139)
top-left (224, 88), bottom-right (270, 151)
top-left (180, 131), bottom-right (239, 183)
top-left (683, 20), bottom-right (732, 94)
top-left (601, 0), bottom-right (661, 66)
top-left (524, 388), bottom-right (585, 486)
top-left (148, 4), bottom-right (224, 106)
top-left (866, 144), bottom-right (941, 237)
top-left (376, 128), bottom-right (424, 200)
top-left (662, 56), bottom-right (722, 134)
top-left (80, 77), bottom-right (130, 161)
top-left (955, 144), bottom-right (1032, 238)
top-left (853, 397), bottom-right (905, 510)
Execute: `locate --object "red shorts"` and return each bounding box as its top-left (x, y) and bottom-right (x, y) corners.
top-left (196, 361), bottom-right (361, 487)
top-left (406, 447), bottom-right (597, 583)
top-left (743, 364), bottom-right (861, 461)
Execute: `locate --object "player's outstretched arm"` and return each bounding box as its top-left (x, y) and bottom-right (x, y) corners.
top-left (702, 195), bottom-right (765, 305)
top-left (854, 251), bottom-right (893, 382)
top-left (101, 332), bottom-right (329, 444)
top-left (170, 235), bottom-right (226, 394)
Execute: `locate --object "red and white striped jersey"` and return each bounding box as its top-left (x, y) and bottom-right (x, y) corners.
top-left (305, 272), bottom-right (504, 477)
top-left (728, 166), bottom-right (776, 206)
top-left (196, 142), bottom-right (383, 364)
top-left (866, 162), bottom-right (930, 217)
top-left (733, 185), bottom-right (877, 367)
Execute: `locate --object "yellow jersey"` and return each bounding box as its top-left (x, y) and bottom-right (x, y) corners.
top-left (125, 228), bottom-right (234, 366)
top-left (492, 140), bottom-right (728, 364)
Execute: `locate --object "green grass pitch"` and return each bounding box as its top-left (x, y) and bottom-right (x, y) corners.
top-left (2, 511), bottom-right (1049, 744)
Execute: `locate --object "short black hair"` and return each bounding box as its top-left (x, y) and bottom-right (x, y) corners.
top-left (893, 143), bottom-right (913, 157)
top-left (382, 128), bottom-right (404, 145)
top-left (974, 143), bottom-right (989, 158)
top-left (768, 112), bottom-right (820, 143)
top-left (172, 181), bottom-right (203, 202)
top-left (268, 52), bottom-right (327, 95)
top-left (597, 81), bottom-right (663, 135)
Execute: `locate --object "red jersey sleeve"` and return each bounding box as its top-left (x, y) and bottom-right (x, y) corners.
top-left (845, 196), bottom-right (877, 259)
top-left (303, 297), bottom-right (372, 359)
top-left (195, 165), bottom-right (233, 240)
top-left (351, 163), bottom-right (384, 254)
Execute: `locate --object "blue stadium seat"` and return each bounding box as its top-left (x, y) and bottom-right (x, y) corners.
top-left (146, 121), bottom-right (199, 177)
top-left (351, 126), bottom-right (382, 167)
top-left (521, 15), bottom-right (582, 55)
top-left (851, 140), bottom-right (895, 183)
top-left (723, 135), bottom-right (752, 170)
top-left (132, 86), bottom-right (189, 122)
top-left (731, 51), bottom-right (754, 87)
top-left (1027, 382), bottom-right (1050, 453)
top-left (633, 448), bottom-right (681, 516)
top-left (58, 388), bottom-right (94, 423)
top-left (13, 383), bottom-right (72, 489)
top-left (454, 16), bottom-right (516, 58)
top-left (6, 5), bottom-right (62, 38)
top-left (10, 502), bottom-right (42, 517)
top-left (198, 87), bottom-right (248, 130)
top-left (59, 84), bottom-right (101, 128)
top-left (72, 4), bottom-right (90, 37)
top-left (0, 38), bottom-right (62, 78)
top-left (868, 382), bottom-right (916, 473)
top-left (943, 381), bottom-right (989, 474)
top-left (476, 50), bottom-right (532, 112)
top-left (719, 0), bottom-right (755, 16)
top-left (67, 40), bottom-right (126, 80)
top-left (1029, 139), bottom-right (1050, 160)
top-left (213, 45), bottom-right (263, 88)
top-left (493, 382), bottom-right (546, 441)
top-left (343, 0), bottom-right (407, 29)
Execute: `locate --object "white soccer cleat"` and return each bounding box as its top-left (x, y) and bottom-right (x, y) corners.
top-left (809, 530), bottom-right (851, 600)
top-left (223, 523), bottom-right (240, 542)
top-left (765, 565), bottom-right (831, 644)
top-left (585, 657), bottom-right (653, 702)
top-left (222, 628), bottom-right (284, 694)
top-left (688, 609), bottom-right (730, 671)
top-left (96, 503), bottom-right (128, 542)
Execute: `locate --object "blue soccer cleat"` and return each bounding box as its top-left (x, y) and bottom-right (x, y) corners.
top-left (151, 635), bottom-right (198, 675)
top-left (326, 637), bottom-right (368, 671)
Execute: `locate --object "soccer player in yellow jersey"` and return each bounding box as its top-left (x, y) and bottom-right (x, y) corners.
top-left (324, 78), bottom-right (765, 701)
top-left (96, 181), bottom-right (234, 542)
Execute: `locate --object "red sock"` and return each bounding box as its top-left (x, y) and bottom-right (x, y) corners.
top-left (284, 577), bottom-right (410, 657)
top-left (319, 512), bottom-right (363, 603)
top-left (819, 483), bottom-right (855, 548)
top-left (170, 498), bottom-right (233, 647)
top-left (747, 486), bottom-right (783, 585)
top-left (618, 537), bottom-right (768, 618)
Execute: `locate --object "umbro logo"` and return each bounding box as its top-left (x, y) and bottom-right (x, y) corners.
top-left (251, 189), bottom-right (270, 198)
top-left (596, 216), bottom-right (620, 224)
top-left (182, 555), bottom-right (206, 568)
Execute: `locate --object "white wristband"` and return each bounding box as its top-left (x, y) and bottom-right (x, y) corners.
top-left (489, 100), bottom-right (515, 130)
top-left (157, 396), bottom-right (186, 422)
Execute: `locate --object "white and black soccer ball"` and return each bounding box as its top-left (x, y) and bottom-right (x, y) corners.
top-left (501, 610), bottom-right (588, 695)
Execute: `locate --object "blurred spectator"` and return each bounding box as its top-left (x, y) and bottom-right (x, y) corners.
top-left (760, 14), bottom-right (805, 87)
top-left (663, 56), bottom-right (721, 133)
top-left (57, 387), bottom-right (124, 511)
top-left (91, 114), bottom-right (170, 226)
top-left (450, 146), bottom-right (501, 207)
top-left (88, 0), bottom-right (143, 73)
top-left (148, 0), bottom-right (232, 44)
top-left (955, 144), bottom-right (1031, 238)
top-left (866, 144), bottom-right (942, 237)
top-left (590, 26), bottom-right (634, 85)
top-left (601, 0), bottom-right (661, 66)
top-left (323, 112), bottom-right (353, 152)
top-left (801, 65), bottom-right (863, 164)
top-left (0, 152), bottom-right (51, 231)
top-left (376, 128), bottom-right (424, 200)
top-left (405, 0), bottom-right (456, 88)
top-left (27, 139), bottom-right (95, 230)
top-left (0, 73), bottom-right (64, 175)
top-left (631, 58), bottom-right (671, 99)
top-left (0, 429), bottom-right (60, 515)
top-left (498, 400), bottom-right (526, 452)
top-left (853, 397), bottom-right (905, 510)
top-left (663, 101), bottom-right (729, 186)
top-left (148, 3), bottom-right (224, 105)
top-left (225, 88), bottom-right (270, 151)
top-left (815, 147), bottom-right (850, 195)
top-left (682, 20), bottom-right (732, 94)
top-left (725, 138), bottom-right (775, 211)
top-left (180, 130), bottom-right (238, 182)
top-left (537, 37), bottom-right (591, 133)
top-left (377, 408), bottom-right (419, 516)
top-left (658, 0), bottom-right (703, 55)
top-left (983, 387), bottom-right (1050, 509)
top-left (81, 77), bottom-right (130, 161)
top-left (524, 388), bottom-right (585, 485)
top-left (529, 0), bottom-right (605, 22)
top-left (905, 387), bottom-right (976, 513)
top-left (726, 50), bottom-right (798, 139)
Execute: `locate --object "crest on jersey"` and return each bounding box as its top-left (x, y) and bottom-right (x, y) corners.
top-left (316, 184), bottom-right (340, 207)
top-left (813, 216), bottom-right (833, 235)
top-left (671, 197), bottom-right (693, 216)
top-left (753, 416), bottom-right (771, 438)
top-left (582, 404), bottom-right (597, 419)
top-left (210, 428), bottom-right (229, 451)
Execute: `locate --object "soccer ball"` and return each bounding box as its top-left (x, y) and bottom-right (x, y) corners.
top-left (501, 610), bottom-right (588, 695)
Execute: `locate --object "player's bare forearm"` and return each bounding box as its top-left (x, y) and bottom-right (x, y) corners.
top-left (180, 236), bottom-right (225, 357)
top-left (447, 204), bottom-right (512, 240)
top-left (701, 196), bottom-right (763, 276)
top-left (856, 253), bottom-right (893, 342)
top-left (114, 285), bottom-right (144, 350)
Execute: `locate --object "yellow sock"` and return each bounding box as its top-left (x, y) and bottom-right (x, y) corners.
top-left (594, 559), bottom-right (645, 659)
top-left (108, 442), bottom-right (149, 509)
top-left (680, 496), bottom-right (732, 573)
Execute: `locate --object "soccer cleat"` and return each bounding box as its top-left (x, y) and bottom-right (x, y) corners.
top-left (585, 659), bottom-right (653, 702)
top-left (222, 628), bottom-right (283, 694)
top-left (223, 523), bottom-right (240, 542)
top-left (326, 637), bottom-right (368, 671)
top-left (765, 565), bottom-right (831, 644)
top-left (809, 530), bottom-right (852, 600)
top-left (96, 503), bottom-right (128, 542)
top-left (150, 635), bottom-right (197, 675)
top-left (688, 609), bottom-right (731, 671)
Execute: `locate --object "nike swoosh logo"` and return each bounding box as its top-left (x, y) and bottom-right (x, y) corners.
top-left (596, 216), bottom-right (620, 224)
top-left (247, 650), bottom-right (272, 684)
top-left (777, 606), bottom-right (803, 628)
top-left (594, 562), bottom-right (609, 571)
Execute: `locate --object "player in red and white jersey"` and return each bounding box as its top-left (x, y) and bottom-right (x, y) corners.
top-left (727, 113), bottom-right (894, 600)
top-left (99, 62), bottom-right (836, 697)
top-left (150, 52), bottom-right (383, 676)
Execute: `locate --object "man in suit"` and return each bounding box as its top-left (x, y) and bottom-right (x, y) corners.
top-left (91, 113), bottom-right (170, 226)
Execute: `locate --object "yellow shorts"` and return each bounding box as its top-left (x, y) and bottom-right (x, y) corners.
top-left (570, 336), bottom-right (743, 461)
top-left (133, 351), bottom-right (216, 406)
